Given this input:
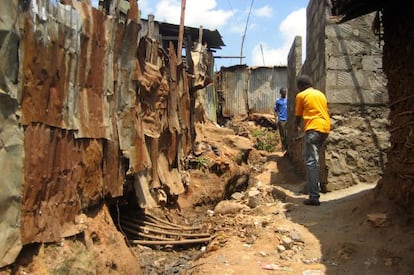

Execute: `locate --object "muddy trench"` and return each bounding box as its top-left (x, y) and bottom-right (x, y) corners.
top-left (106, 118), bottom-right (284, 274)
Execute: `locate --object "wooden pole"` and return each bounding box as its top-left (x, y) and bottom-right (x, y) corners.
top-left (240, 0), bottom-right (254, 64)
top-left (177, 0), bottom-right (186, 63)
top-left (198, 25), bottom-right (204, 45)
top-left (131, 237), bottom-right (212, 246)
top-left (148, 14), bottom-right (155, 37)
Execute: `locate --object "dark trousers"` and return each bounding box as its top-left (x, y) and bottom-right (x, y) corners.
top-left (278, 120), bottom-right (287, 151)
top-left (304, 130), bottom-right (328, 200)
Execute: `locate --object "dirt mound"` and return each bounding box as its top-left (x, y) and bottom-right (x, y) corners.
top-left (142, 120), bottom-right (414, 274)
top-left (3, 205), bottom-right (140, 275)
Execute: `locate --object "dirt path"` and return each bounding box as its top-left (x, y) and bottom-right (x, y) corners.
top-left (184, 151), bottom-right (414, 275)
top-left (136, 120), bottom-right (414, 275)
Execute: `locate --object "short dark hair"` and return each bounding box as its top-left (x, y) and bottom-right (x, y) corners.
top-left (279, 87), bottom-right (287, 95)
top-left (296, 75), bottom-right (312, 90)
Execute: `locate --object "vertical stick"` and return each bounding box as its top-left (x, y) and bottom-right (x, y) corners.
top-left (177, 0), bottom-right (186, 63)
top-left (198, 25), bottom-right (203, 45)
top-left (240, 0), bottom-right (254, 64)
top-left (148, 14), bottom-right (155, 37)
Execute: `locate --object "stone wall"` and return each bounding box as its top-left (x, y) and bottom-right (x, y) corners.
top-left (287, 0), bottom-right (389, 191)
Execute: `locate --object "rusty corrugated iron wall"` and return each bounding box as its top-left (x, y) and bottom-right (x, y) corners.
top-left (0, 0), bottom-right (200, 267)
top-left (248, 66), bottom-right (287, 114)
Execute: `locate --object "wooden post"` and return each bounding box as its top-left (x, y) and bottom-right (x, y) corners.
top-left (198, 25), bottom-right (203, 45)
top-left (148, 14), bottom-right (154, 37)
top-left (177, 0), bottom-right (186, 63)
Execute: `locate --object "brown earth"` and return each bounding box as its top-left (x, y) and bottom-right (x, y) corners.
top-left (2, 118), bottom-right (414, 275)
top-left (138, 119), bottom-right (414, 274)
top-left (3, 204), bottom-right (140, 275)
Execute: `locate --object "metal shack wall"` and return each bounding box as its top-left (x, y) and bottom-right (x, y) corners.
top-left (0, 0), bottom-right (194, 267)
top-left (220, 66), bottom-right (249, 117)
top-left (248, 67), bottom-right (287, 114)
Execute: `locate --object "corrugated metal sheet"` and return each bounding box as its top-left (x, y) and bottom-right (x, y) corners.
top-left (220, 65), bottom-right (249, 117)
top-left (218, 65), bottom-right (287, 117)
top-left (248, 66), bottom-right (287, 114)
top-left (205, 84), bottom-right (217, 123)
top-left (19, 1), bottom-right (132, 245)
top-left (22, 124), bottom-right (107, 243)
top-left (0, 0), bottom-right (220, 266)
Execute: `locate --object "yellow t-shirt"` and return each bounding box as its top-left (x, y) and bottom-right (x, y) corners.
top-left (295, 87), bottom-right (330, 133)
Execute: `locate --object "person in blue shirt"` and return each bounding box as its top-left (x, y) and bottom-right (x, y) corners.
top-left (274, 88), bottom-right (288, 152)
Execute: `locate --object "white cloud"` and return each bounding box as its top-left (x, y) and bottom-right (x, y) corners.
top-left (138, 0), bottom-right (154, 16)
top-left (229, 22), bottom-right (245, 35)
top-left (140, 0), bottom-right (233, 30)
top-left (252, 8), bottom-right (306, 66)
top-left (253, 5), bottom-right (272, 18)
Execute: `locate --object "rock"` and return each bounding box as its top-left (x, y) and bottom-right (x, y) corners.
top-left (281, 236), bottom-right (293, 249)
top-left (367, 213), bottom-right (391, 227)
top-left (275, 227), bottom-right (290, 234)
top-left (271, 187), bottom-right (287, 202)
top-left (302, 270), bottom-right (324, 275)
top-left (248, 187), bottom-right (261, 197)
top-left (214, 200), bottom-right (248, 215)
top-left (223, 135), bottom-right (253, 151)
top-left (289, 230), bottom-right (303, 242)
top-left (230, 192), bottom-right (244, 201)
top-left (277, 245), bottom-right (286, 253)
top-left (247, 195), bottom-right (261, 208)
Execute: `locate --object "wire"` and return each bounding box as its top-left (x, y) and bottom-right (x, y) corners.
top-left (240, 0), bottom-right (254, 64)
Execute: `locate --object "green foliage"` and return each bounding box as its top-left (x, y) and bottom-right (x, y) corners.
top-left (195, 157), bottom-right (209, 169)
top-left (251, 128), bottom-right (278, 152)
top-left (252, 128), bottom-right (264, 137)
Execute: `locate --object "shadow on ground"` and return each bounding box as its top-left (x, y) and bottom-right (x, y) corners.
top-left (268, 153), bottom-right (414, 275)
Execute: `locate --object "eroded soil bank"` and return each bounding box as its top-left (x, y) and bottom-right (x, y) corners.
top-left (3, 119), bottom-right (414, 275)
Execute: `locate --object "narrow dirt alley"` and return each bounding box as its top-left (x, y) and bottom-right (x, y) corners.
top-left (136, 118), bottom-right (414, 275)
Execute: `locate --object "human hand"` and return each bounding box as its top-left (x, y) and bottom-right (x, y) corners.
top-left (294, 125), bottom-right (300, 134)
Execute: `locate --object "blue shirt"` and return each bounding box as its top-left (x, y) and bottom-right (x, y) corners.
top-left (274, 98), bottom-right (288, 121)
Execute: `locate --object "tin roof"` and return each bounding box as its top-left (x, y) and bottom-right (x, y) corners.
top-left (141, 18), bottom-right (225, 50)
top-left (331, 0), bottom-right (383, 22)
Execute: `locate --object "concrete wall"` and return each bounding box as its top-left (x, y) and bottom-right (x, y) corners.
top-left (286, 36), bottom-right (304, 173)
top-left (287, 0), bottom-right (389, 190)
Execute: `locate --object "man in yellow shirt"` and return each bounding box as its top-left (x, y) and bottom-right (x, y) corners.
top-left (294, 75), bottom-right (330, 206)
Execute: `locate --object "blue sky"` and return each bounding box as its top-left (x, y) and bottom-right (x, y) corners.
top-left (92, 0), bottom-right (309, 70)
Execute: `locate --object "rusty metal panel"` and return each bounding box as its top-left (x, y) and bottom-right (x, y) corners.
top-left (248, 66), bottom-right (287, 114)
top-left (18, 0), bottom-right (140, 245)
top-left (1, 0), bottom-right (205, 260)
top-left (220, 65), bottom-right (249, 117)
top-left (22, 124), bottom-right (105, 243)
